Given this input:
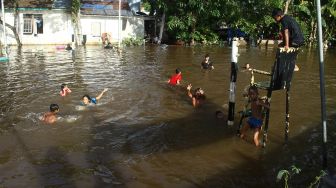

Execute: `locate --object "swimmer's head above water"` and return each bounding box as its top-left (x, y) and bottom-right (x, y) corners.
top-left (50, 103), bottom-right (59, 113)
top-left (82, 94), bottom-right (92, 105)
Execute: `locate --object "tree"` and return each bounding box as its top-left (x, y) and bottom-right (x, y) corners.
top-left (0, 0), bottom-right (22, 47)
top-left (143, 0), bottom-right (169, 44)
top-left (142, 0), bottom-right (336, 47)
top-left (71, 0), bottom-right (81, 46)
top-left (166, 0), bottom-right (223, 45)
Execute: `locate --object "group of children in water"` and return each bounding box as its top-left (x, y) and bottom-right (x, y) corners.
top-left (167, 53), bottom-right (269, 147)
top-left (42, 53), bottom-right (268, 147)
top-left (167, 54), bottom-right (212, 108)
top-left (41, 84), bottom-right (109, 124)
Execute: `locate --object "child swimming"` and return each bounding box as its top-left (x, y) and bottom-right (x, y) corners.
top-left (167, 68), bottom-right (182, 85)
top-left (42, 104), bottom-right (59, 124)
top-left (187, 84), bottom-right (206, 107)
top-left (60, 83), bottom-right (72, 97)
top-left (81, 88), bottom-right (108, 105)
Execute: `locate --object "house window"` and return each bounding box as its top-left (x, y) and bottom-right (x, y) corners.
top-left (23, 14), bottom-right (43, 35)
top-left (91, 22), bottom-right (101, 37)
top-left (23, 15), bottom-right (32, 34)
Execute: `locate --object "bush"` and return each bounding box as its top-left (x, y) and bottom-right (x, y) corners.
top-left (122, 37), bottom-right (144, 46)
top-left (277, 165), bottom-right (327, 188)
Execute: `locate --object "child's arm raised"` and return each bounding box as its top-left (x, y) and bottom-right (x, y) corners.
top-left (96, 88), bottom-right (108, 100)
top-left (187, 84), bottom-right (193, 98)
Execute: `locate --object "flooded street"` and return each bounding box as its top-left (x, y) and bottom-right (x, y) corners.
top-left (0, 45), bottom-right (335, 187)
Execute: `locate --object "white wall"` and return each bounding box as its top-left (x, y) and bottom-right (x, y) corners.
top-left (81, 15), bottom-right (144, 44)
top-left (0, 11), bottom-right (144, 45)
top-left (0, 11), bottom-right (73, 45)
top-left (124, 16), bottom-right (144, 38)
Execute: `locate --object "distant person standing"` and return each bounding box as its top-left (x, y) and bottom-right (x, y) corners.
top-left (201, 54), bottom-right (214, 70)
top-left (272, 8), bottom-right (305, 50)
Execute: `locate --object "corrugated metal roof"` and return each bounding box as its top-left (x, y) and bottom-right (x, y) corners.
top-left (3, 0), bottom-right (137, 15)
top-left (80, 0), bottom-right (134, 16)
top-left (52, 0), bottom-right (71, 9)
top-left (81, 9), bottom-right (133, 16)
top-left (5, 0), bottom-right (54, 9)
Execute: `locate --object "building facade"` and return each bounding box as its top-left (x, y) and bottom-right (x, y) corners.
top-left (0, 0), bottom-right (147, 45)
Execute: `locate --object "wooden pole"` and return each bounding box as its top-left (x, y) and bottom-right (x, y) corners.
top-left (227, 38), bottom-right (239, 126)
top-left (285, 89), bottom-right (290, 142)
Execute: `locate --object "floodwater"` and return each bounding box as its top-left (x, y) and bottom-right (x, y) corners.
top-left (0, 44), bottom-right (335, 187)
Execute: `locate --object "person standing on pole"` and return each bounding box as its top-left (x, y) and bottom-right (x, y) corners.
top-left (272, 8), bottom-right (305, 50)
top-left (272, 8), bottom-right (305, 71)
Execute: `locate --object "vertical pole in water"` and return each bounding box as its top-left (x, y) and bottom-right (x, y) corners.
top-left (227, 38), bottom-right (239, 126)
top-left (1, 0), bottom-right (7, 57)
top-left (316, 0), bottom-right (327, 169)
top-left (118, 0), bottom-right (121, 49)
top-left (285, 88), bottom-right (290, 142)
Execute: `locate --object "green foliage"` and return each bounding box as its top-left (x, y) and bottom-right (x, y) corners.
top-left (142, 2), bottom-right (151, 12)
top-left (149, 0), bottom-right (336, 46)
top-left (71, 0), bottom-right (80, 22)
top-left (276, 165), bottom-right (301, 188)
top-left (308, 170), bottom-right (327, 188)
top-left (277, 165), bottom-right (327, 188)
top-left (122, 37), bottom-right (144, 46)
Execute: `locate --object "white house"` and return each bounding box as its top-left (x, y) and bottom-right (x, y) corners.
top-left (80, 0), bottom-right (146, 44)
top-left (0, 0), bottom-right (149, 45)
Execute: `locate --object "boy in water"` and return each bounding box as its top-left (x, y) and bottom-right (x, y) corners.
top-left (240, 85), bottom-right (269, 147)
top-left (167, 68), bottom-right (182, 85)
top-left (81, 88), bottom-right (108, 105)
top-left (201, 54), bottom-right (214, 70)
top-left (187, 84), bottom-right (206, 107)
top-left (42, 104), bottom-right (59, 124)
top-left (60, 83), bottom-right (72, 97)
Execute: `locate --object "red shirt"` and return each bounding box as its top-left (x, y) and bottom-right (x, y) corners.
top-left (168, 73), bottom-right (182, 85)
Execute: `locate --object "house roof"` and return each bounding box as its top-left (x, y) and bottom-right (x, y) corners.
top-left (3, 0), bottom-right (70, 10)
top-left (52, 0), bottom-right (71, 9)
top-left (80, 0), bottom-right (134, 16)
top-left (3, 0), bottom-right (140, 16)
top-left (4, 0), bottom-right (54, 9)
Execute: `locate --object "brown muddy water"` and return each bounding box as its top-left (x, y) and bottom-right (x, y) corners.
top-left (0, 45), bottom-right (335, 187)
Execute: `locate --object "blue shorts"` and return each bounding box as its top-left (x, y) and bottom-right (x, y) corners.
top-left (247, 117), bottom-right (263, 129)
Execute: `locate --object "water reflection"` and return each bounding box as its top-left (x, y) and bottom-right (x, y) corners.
top-left (0, 45), bottom-right (335, 187)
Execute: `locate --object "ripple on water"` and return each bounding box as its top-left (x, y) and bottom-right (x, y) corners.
top-left (123, 122), bottom-right (170, 154)
top-left (0, 46), bottom-right (335, 187)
